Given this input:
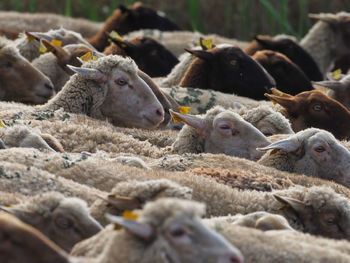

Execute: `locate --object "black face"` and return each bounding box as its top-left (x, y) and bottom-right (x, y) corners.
top-left (124, 37), bottom-right (179, 77)
top-left (267, 39), bottom-right (323, 81)
top-left (122, 5), bottom-right (180, 31)
top-left (209, 47), bottom-right (276, 99)
top-left (263, 58), bottom-right (313, 95)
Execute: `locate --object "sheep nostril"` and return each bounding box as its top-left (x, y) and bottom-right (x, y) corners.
top-left (156, 108), bottom-right (164, 118)
top-left (45, 83), bottom-right (54, 91)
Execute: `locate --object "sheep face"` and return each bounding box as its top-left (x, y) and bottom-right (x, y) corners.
top-left (100, 68), bottom-right (165, 128)
top-left (171, 109), bottom-right (270, 160)
top-left (0, 213), bottom-right (70, 263)
top-left (107, 36), bottom-right (179, 77)
top-left (259, 128), bottom-right (350, 187)
top-left (0, 46), bottom-right (55, 104)
top-left (181, 46), bottom-right (276, 99)
top-left (265, 88), bottom-right (350, 140)
top-left (246, 35), bottom-right (322, 81)
top-left (252, 50), bottom-right (313, 95)
top-left (4, 197), bottom-right (102, 252)
top-left (274, 187), bottom-right (350, 240)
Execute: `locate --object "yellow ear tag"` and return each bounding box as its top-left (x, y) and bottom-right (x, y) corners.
top-left (197, 38), bottom-right (214, 50)
top-left (80, 51), bottom-right (93, 62)
top-left (51, 39), bottom-right (62, 47)
top-left (178, 106), bottom-right (191, 114)
top-left (109, 31), bottom-right (124, 42)
top-left (272, 100), bottom-right (277, 105)
top-left (332, 69), bottom-right (342, 80)
top-left (0, 120), bottom-right (7, 129)
top-left (123, 210), bottom-right (139, 220)
top-left (38, 40), bottom-right (48, 54)
top-left (277, 203), bottom-right (290, 210)
top-left (26, 34), bottom-right (35, 42)
top-left (170, 111), bottom-right (183, 123)
top-left (279, 92), bottom-right (284, 97)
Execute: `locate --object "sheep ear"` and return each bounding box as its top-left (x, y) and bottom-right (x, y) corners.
top-left (273, 194), bottom-right (310, 215)
top-left (309, 13), bottom-right (338, 24)
top-left (119, 5), bottom-right (130, 14)
top-left (67, 65), bottom-right (107, 83)
top-left (0, 139), bottom-right (7, 149)
top-left (169, 110), bottom-right (210, 138)
top-left (41, 39), bottom-right (70, 66)
top-left (105, 214), bottom-right (154, 241)
top-left (254, 35), bottom-right (276, 48)
top-left (107, 194), bottom-right (141, 211)
top-left (184, 48), bottom-right (214, 61)
top-left (313, 80), bottom-right (347, 91)
top-left (109, 37), bottom-right (136, 50)
top-left (0, 207), bottom-right (43, 226)
top-left (264, 93), bottom-right (296, 110)
top-left (257, 138), bottom-right (301, 153)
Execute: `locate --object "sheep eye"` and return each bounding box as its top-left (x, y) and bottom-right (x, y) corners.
top-left (55, 216), bottom-right (73, 229)
top-left (116, 78), bottom-right (127, 86)
top-left (230, 60), bottom-right (237, 66)
top-left (313, 104), bottom-right (323, 111)
top-left (219, 125), bottom-right (231, 130)
top-left (314, 146), bottom-right (325, 153)
top-left (326, 218), bottom-right (335, 225)
top-left (170, 227), bottom-right (186, 237)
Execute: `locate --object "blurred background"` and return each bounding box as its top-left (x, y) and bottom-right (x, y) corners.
top-left (1, 0), bottom-right (349, 40)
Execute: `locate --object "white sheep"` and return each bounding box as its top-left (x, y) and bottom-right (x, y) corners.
top-left (1, 191), bottom-right (102, 252)
top-left (169, 106), bottom-right (270, 160)
top-left (72, 198), bottom-right (244, 263)
top-left (90, 179), bottom-right (192, 225)
top-left (258, 128), bottom-right (350, 187)
top-left (301, 12), bottom-right (350, 74)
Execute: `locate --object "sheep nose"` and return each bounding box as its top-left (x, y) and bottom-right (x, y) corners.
top-left (45, 83), bottom-right (55, 93)
top-left (156, 107), bottom-right (164, 119)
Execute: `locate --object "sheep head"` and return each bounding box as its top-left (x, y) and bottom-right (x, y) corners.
top-left (0, 192), bottom-right (102, 252)
top-left (170, 107), bottom-right (270, 160)
top-left (265, 88), bottom-right (350, 139)
top-left (106, 198), bottom-right (244, 263)
top-left (259, 128), bottom-right (350, 187)
top-left (274, 186), bottom-right (350, 240)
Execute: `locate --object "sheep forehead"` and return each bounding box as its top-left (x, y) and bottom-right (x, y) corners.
top-left (243, 106), bottom-right (274, 124)
top-left (0, 45), bottom-right (24, 64)
top-left (83, 55), bottom-right (137, 76)
top-left (58, 198), bottom-right (89, 217)
top-left (295, 128), bottom-right (324, 141)
top-left (273, 34), bottom-right (297, 42)
top-left (306, 186), bottom-right (350, 216)
top-left (18, 192), bottom-right (65, 218)
top-left (141, 198), bottom-right (205, 226)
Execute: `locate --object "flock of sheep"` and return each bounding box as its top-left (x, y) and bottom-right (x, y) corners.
top-left (1, 2), bottom-right (350, 262)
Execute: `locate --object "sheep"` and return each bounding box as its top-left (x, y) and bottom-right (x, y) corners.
top-left (104, 35), bottom-right (179, 77)
top-left (244, 34), bottom-right (323, 81)
top-left (179, 46), bottom-right (276, 99)
top-left (265, 88), bottom-right (350, 140)
top-left (207, 224), bottom-right (350, 262)
top-left (0, 192), bottom-right (102, 252)
top-left (204, 211), bottom-right (295, 232)
top-left (0, 36), bottom-right (55, 104)
top-left (32, 41), bottom-right (102, 92)
top-left (251, 50), bottom-right (314, 95)
top-left (0, 190), bottom-right (26, 206)
top-left (169, 106), bottom-right (270, 160)
top-left (0, 11), bottom-right (102, 38)
top-left (88, 2), bottom-right (180, 52)
top-left (301, 12), bottom-right (350, 75)
top-left (0, 160), bottom-right (107, 205)
top-left (125, 29), bottom-right (249, 57)
top-left (71, 198), bottom-right (244, 263)
top-left (0, 124), bottom-right (63, 152)
top-left (258, 128), bottom-right (350, 188)
top-left (2, 54), bottom-right (165, 129)
top-left (14, 27), bottom-right (95, 62)
top-left (90, 179), bottom-right (192, 225)
top-left (313, 73), bottom-right (350, 110)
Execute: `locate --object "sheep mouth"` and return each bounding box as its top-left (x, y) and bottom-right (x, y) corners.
top-left (143, 116), bottom-right (162, 127)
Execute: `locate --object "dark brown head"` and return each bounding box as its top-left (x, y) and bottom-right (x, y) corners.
top-left (105, 36), bottom-right (179, 77)
top-left (0, 28), bottom-right (19, 40)
top-left (265, 88), bottom-right (350, 139)
top-left (252, 50), bottom-right (313, 95)
top-left (0, 43), bottom-right (55, 104)
top-left (245, 35), bottom-right (323, 81)
top-left (180, 46), bottom-right (276, 100)
top-left (274, 186), bottom-right (350, 240)
top-left (88, 2), bottom-right (180, 51)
